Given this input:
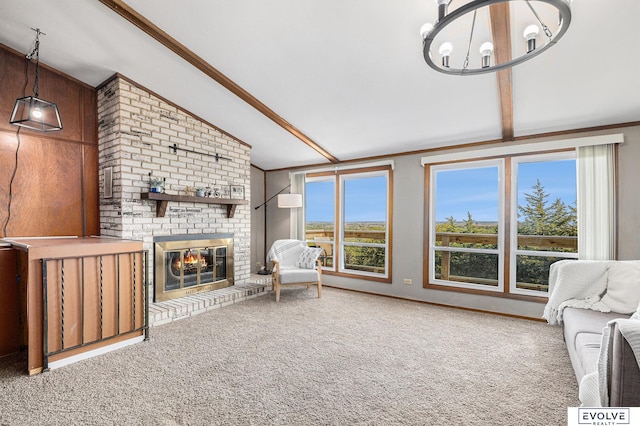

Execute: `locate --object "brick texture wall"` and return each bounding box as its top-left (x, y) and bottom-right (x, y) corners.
top-left (97, 76), bottom-right (251, 292)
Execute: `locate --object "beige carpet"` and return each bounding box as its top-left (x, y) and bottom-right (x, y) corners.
top-left (0, 287), bottom-right (578, 425)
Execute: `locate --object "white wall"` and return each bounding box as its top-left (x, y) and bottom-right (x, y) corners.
top-left (257, 125), bottom-right (640, 318)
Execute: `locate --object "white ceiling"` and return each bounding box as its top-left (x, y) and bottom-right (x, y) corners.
top-left (0, 0), bottom-right (638, 170)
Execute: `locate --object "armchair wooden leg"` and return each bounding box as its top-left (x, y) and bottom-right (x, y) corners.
top-left (275, 282), bottom-right (281, 302)
top-left (317, 282), bottom-right (322, 298)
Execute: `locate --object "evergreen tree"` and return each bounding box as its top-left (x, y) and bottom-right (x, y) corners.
top-left (464, 211), bottom-right (476, 233)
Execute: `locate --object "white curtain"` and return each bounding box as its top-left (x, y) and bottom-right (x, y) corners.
top-left (289, 172), bottom-right (306, 240)
top-left (577, 144), bottom-right (616, 260)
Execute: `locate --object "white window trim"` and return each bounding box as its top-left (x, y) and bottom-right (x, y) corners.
top-left (509, 152), bottom-right (578, 297)
top-left (291, 160), bottom-right (394, 177)
top-left (420, 134), bottom-right (623, 166)
top-left (429, 159), bottom-right (505, 292)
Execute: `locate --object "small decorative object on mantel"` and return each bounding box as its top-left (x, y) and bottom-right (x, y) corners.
top-left (230, 185), bottom-right (245, 200)
top-left (210, 187), bottom-right (222, 198)
top-left (149, 175), bottom-right (165, 193)
top-left (195, 187), bottom-right (206, 197)
top-left (184, 186), bottom-right (196, 196)
top-left (219, 185), bottom-right (231, 199)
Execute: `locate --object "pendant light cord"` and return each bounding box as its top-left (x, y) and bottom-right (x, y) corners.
top-left (2, 56), bottom-right (30, 238)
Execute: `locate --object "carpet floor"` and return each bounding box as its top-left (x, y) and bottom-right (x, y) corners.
top-left (0, 287), bottom-right (579, 425)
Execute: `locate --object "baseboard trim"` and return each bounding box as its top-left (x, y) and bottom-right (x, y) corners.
top-left (47, 335), bottom-right (146, 370)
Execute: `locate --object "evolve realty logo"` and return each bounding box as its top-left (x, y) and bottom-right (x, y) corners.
top-left (577, 408), bottom-right (631, 426)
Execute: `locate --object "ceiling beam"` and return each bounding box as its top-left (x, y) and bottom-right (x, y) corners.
top-left (489, 2), bottom-right (514, 142)
top-left (98, 0), bottom-right (340, 164)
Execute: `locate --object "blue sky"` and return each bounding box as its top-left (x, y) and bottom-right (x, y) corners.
top-left (435, 159), bottom-right (576, 222)
top-left (306, 176), bottom-right (387, 222)
top-left (305, 159), bottom-right (576, 223)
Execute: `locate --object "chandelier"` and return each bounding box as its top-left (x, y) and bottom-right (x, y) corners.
top-left (420, 0), bottom-right (572, 75)
top-left (10, 28), bottom-right (63, 132)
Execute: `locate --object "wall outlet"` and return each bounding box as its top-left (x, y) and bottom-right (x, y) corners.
top-left (403, 278), bottom-right (412, 285)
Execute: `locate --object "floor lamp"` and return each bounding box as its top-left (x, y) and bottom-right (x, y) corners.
top-left (254, 184), bottom-right (303, 273)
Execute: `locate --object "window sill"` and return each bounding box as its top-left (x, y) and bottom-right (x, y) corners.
top-left (323, 270), bottom-right (392, 284)
top-left (423, 282), bottom-right (548, 303)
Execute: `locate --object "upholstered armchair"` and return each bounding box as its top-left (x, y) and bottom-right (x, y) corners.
top-left (267, 239), bottom-right (323, 302)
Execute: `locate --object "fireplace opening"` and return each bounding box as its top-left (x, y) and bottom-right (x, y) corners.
top-left (154, 234), bottom-right (233, 301)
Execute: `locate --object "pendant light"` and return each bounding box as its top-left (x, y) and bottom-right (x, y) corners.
top-left (10, 28), bottom-right (63, 132)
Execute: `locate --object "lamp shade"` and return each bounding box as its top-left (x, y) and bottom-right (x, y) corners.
top-left (277, 193), bottom-right (303, 208)
top-left (10, 96), bottom-right (63, 132)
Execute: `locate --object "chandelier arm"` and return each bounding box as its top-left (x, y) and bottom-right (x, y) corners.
top-left (463, 10), bottom-right (478, 71)
top-left (525, 0), bottom-right (553, 38)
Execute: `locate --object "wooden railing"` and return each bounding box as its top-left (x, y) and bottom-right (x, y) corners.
top-left (305, 229), bottom-right (577, 289)
top-left (306, 230), bottom-right (577, 250)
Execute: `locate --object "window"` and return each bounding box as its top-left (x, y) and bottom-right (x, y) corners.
top-left (511, 153), bottom-right (577, 295)
top-left (427, 152), bottom-right (577, 297)
top-left (305, 176), bottom-right (335, 268)
top-left (429, 160), bottom-right (504, 292)
top-left (304, 166), bottom-right (392, 281)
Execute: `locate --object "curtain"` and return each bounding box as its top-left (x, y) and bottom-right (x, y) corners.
top-left (289, 172), bottom-right (306, 240)
top-left (577, 144), bottom-right (616, 260)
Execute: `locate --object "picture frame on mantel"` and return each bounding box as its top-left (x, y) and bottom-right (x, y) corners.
top-left (230, 185), bottom-right (245, 200)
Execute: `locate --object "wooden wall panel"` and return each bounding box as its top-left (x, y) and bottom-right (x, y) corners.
top-left (0, 43), bottom-right (98, 238)
top-left (4, 135), bottom-right (84, 236)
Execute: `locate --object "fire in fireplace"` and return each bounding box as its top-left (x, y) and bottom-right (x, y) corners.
top-left (154, 234), bottom-right (233, 301)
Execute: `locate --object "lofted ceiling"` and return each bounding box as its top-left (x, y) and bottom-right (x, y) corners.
top-left (0, 0), bottom-right (639, 170)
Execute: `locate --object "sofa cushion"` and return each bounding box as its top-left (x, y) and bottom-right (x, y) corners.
top-left (563, 308), bottom-right (627, 344)
top-left (563, 308), bottom-right (628, 383)
top-left (601, 262), bottom-right (640, 314)
top-left (575, 333), bottom-right (602, 377)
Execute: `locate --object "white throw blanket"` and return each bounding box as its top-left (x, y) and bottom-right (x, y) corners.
top-left (543, 260), bottom-right (610, 325)
top-left (267, 239), bottom-right (304, 266)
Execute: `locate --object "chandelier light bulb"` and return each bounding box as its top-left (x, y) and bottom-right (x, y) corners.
top-left (524, 24), bottom-right (540, 53)
top-left (523, 24), bottom-right (540, 40)
top-left (439, 42), bottom-right (453, 56)
top-left (479, 42), bottom-right (494, 68)
top-left (479, 42), bottom-right (494, 55)
top-left (420, 22), bottom-right (434, 40)
top-left (439, 42), bottom-right (453, 67)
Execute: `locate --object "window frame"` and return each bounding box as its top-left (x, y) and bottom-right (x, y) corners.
top-left (428, 159), bottom-right (505, 293)
top-left (305, 165), bottom-right (393, 283)
top-left (509, 151), bottom-right (578, 297)
top-left (304, 174), bottom-right (337, 271)
top-left (339, 169), bottom-right (390, 279)
top-left (424, 149), bottom-right (578, 302)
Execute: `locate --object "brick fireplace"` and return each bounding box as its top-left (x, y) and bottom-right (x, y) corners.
top-left (154, 233), bottom-right (234, 302)
top-left (96, 75), bottom-right (251, 303)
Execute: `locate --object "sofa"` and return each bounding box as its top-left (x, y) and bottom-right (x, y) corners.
top-left (544, 260), bottom-right (640, 407)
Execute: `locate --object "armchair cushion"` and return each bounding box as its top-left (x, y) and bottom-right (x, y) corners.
top-left (279, 267), bottom-right (319, 284)
top-left (296, 247), bottom-right (323, 269)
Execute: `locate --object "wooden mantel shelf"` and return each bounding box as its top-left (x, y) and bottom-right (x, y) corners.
top-left (140, 192), bottom-right (248, 218)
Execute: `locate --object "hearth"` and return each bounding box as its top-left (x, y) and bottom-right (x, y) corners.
top-left (154, 234), bottom-right (233, 302)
